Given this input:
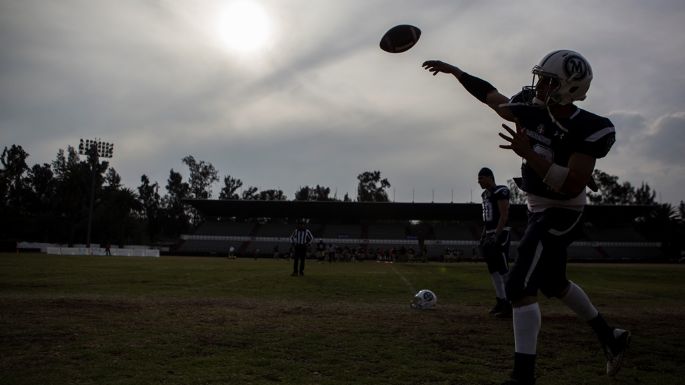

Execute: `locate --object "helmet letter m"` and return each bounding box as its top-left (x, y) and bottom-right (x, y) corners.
top-left (564, 55), bottom-right (590, 80)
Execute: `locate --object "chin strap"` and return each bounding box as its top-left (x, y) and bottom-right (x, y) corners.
top-left (546, 104), bottom-right (569, 133)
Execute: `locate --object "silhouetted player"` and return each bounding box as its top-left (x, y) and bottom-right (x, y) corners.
top-left (424, 50), bottom-right (628, 384)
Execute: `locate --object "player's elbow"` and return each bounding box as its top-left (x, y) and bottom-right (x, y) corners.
top-left (562, 172), bottom-right (591, 197)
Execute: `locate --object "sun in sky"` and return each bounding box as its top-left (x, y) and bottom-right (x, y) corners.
top-left (215, 1), bottom-right (273, 54)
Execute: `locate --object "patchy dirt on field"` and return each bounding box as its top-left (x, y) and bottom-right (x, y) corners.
top-left (2, 295), bottom-right (684, 385)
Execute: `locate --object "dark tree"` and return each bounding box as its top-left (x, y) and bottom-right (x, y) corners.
top-left (162, 169), bottom-right (191, 235)
top-left (635, 203), bottom-right (680, 256)
top-left (256, 189), bottom-right (287, 201)
top-left (25, 163), bottom-right (56, 215)
top-left (219, 175), bottom-right (243, 200)
top-left (633, 182), bottom-right (657, 205)
top-left (356, 171), bottom-right (391, 202)
top-left (96, 187), bottom-right (142, 246)
top-left (1, 145), bottom-right (31, 213)
top-left (241, 186), bottom-right (259, 200)
top-left (182, 155), bottom-right (219, 199)
top-left (104, 168), bottom-right (122, 190)
top-left (138, 175), bottom-right (162, 242)
top-left (295, 185), bottom-right (333, 201)
top-left (587, 169), bottom-right (660, 205)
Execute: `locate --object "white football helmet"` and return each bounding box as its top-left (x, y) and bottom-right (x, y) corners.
top-left (411, 289), bottom-right (437, 309)
top-left (530, 50), bottom-right (593, 105)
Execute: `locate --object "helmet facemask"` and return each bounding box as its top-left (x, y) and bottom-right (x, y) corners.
top-left (530, 71), bottom-right (563, 106)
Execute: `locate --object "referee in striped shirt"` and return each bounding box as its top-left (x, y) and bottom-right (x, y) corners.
top-left (290, 219), bottom-right (313, 276)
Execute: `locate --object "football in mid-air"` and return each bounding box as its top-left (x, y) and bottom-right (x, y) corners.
top-left (379, 24), bottom-right (421, 53)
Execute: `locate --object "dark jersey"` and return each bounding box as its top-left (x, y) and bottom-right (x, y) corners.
top-left (505, 91), bottom-right (616, 200)
top-left (482, 185), bottom-right (510, 231)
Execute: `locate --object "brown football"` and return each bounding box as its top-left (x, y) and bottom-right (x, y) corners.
top-left (379, 24), bottom-right (421, 53)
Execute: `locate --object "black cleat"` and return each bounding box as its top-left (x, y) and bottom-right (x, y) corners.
top-left (490, 298), bottom-right (512, 317)
top-left (604, 328), bottom-right (631, 376)
top-left (489, 300), bottom-right (501, 315)
top-left (495, 301), bottom-right (513, 318)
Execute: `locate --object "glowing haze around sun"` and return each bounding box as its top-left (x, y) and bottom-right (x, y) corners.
top-left (216, 1), bottom-right (272, 54)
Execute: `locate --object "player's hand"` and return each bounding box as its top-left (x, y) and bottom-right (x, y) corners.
top-left (499, 123), bottom-right (533, 159)
top-left (422, 60), bottom-right (462, 77)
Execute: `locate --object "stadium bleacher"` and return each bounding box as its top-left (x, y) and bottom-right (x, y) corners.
top-left (179, 212), bottom-right (664, 261)
top-left (366, 222), bottom-right (408, 239)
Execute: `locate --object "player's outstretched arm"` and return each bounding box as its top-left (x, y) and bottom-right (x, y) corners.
top-left (422, 60), bottom-right (515, 122)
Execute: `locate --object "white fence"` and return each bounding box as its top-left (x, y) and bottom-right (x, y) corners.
top-left (17, 242), bottom-right (161, 257)
top-left (44, 246), bottom-right (159, 257)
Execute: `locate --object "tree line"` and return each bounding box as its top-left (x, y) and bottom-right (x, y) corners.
top-left (0, 144), bottom-right (393, 246)
top-left (1, 144), bottom-right (683, 254)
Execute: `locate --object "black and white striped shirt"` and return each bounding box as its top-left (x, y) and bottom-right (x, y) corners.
top-left (290, 229), bottom-right (313, 245)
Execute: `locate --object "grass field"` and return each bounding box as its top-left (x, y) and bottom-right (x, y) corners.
top-left (1, 253), bottom-right (684, 385)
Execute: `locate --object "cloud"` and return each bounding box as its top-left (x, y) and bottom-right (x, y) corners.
top-left (1, 0), bottom-right (685, 205)
top-left (599, 111), bottom-right (685, 204)
top-left (642, 112), bottom-right (685, 164)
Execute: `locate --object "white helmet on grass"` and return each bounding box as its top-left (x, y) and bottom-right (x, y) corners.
top-left (411, 289), bottom-right (437, 309)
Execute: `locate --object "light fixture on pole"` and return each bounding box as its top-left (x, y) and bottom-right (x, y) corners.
top-left (78, 138), bottom-right (114, 250)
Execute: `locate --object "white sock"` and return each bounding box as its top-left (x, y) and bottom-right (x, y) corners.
top-left (490, 272), bottom-right (507, 299)
top-left (560, 281), bottom-right (599, 321)
top-left (513, 303), bottom-right (541, 355)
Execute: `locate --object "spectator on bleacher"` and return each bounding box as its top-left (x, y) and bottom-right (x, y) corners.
top-left (327, 244), bottom-right (335, 263)
top-left (478, 167), bottom-right (512, 317)
top-left (290, 219), bottom-right (313, 276)
top-left (317, 240), bottom-right (326, 261)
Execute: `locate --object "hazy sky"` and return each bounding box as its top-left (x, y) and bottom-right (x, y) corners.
top-left (2, 0), bottom-right (684, 204)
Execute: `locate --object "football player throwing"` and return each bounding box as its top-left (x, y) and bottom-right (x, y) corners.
top-left (424, 50), bottom-right (629, 385)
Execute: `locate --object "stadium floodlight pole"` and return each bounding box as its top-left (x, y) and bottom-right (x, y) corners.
top-left (78, 138), bottom-right (114, 250)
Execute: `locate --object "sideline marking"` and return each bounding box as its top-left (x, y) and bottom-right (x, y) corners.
top-left (389, 264), bottom-right (416, 295)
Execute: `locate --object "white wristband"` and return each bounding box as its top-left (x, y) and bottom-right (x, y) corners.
top-left (543, 163), bottom-right (569, 191)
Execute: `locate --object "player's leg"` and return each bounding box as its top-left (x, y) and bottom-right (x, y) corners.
top-left (559, 281), bottom-right (630, 375)
top-left (494, 231), bottom-right (512, 316)
top-left (482, 234), bottom-right (509, 315)
top-left (543, 209), bottom-right (630, 376)
top-left (541, 208), bottom-right (630, 376)
top-left (292, 248), bottom-right (300, 276)
top-left (299, 250), bottom-right (305, 275)
top-left (503, 213), bottom-right (548, 385)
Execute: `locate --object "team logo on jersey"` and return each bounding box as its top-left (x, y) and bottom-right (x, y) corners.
top-left (564, 55), bottom-right (590, 80)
